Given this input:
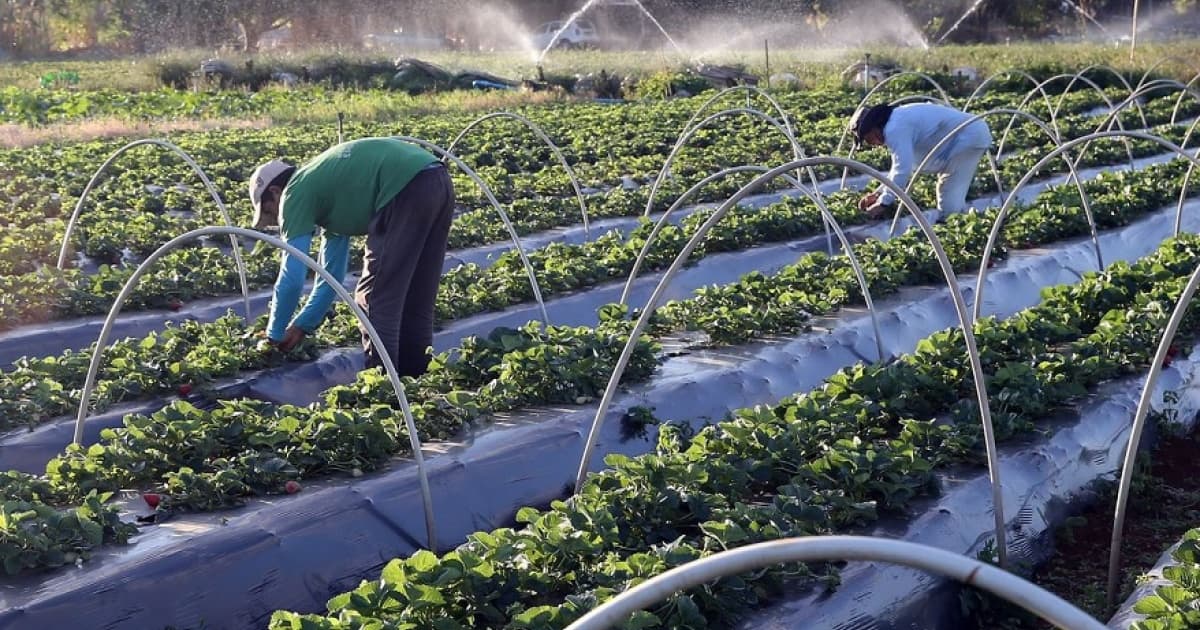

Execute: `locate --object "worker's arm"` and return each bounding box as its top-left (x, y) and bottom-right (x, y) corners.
top-left (291, 232), bottom-right (351, 333)
top-left (877, 123), bottom-right (915, 207)
top-left (266, 232), bottom-right (315, 342)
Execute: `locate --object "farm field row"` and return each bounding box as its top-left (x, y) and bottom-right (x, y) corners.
top-left (2, 149), bottom-right (1196, 437)
top-left (5, 60), bottom-right (1200, 629)
top-left (4, 144), bottom-right (1199, 580)
top-left (0, 87), bottom-right (1185, 333)
top-left (263, 231), bottom-right (1200, 629)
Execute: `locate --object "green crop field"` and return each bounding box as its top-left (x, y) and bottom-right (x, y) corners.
top-left (4, 32), bottom-right (1200, 630)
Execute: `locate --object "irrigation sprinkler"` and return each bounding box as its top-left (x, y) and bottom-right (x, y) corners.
top-left (70, 226), bottom-right (439, 551)
top-left (616, 164), bottom-right (886, 363)
top-left (446, 111), bottom-right (592, 240)
top-left (1106, 258), bottom-right (1200, 607)
top-left (56, 139), bottom-right (251, 320)
top-left (973, 130), bottom-right (1200, 323)
top-left (391, 135), bottom-right (550, 325)
top-left (883, 108), bottom-right (1102, 274)
top-left (576, 156), bottom-right (1010, 568)
top-left (565, 537), bottom-right (1106, 630)
top-left (642, 107), bottom-right (819, 219)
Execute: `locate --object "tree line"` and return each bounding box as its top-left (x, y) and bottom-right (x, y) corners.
top-left (0, 0), bottom-right (1192, 59)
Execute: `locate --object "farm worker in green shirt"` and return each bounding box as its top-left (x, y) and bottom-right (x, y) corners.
top-left (248, 137), bottom-right (455, 376)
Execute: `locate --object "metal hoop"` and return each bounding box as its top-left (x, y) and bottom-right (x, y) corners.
top-left (680, 85), bottom-right (797, 144)
top-left (1055, 65), bottom-right (1145, 128)
top-left (974, 130), bottom-right (1200, 322)
top-left (964, 68), bottom-right (1057, 121)
top-left (392, 135), bottom-right (549, 324)
top-left (616, 164), bottom-right (885, 362)
top-left (574, 156), bottom-right (1008, 567)
top-left (565, 537), bottom-right (1106, 630)
top-left (642, 107), bottom-right (819, 218)
top-left (1134, 55), bottom-right (1197, 92)
top-left (70, 226), bottom-right (438, 551)
top-left (1106, 258), bottom-right (1200, 607)
top-left (55, 139), bottom-right (251, 319)
top-left (1172, 117), bottom-right (1200, 237)
top-left (1169, 71), bottom-right (1200, 125)
top-left (998, 74), bottom-right (1134, 170)
top-left (445, 111), bottom-right (592, 239)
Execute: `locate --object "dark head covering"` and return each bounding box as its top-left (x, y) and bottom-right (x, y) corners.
top-left (850, 103), bottom-right (895, 148)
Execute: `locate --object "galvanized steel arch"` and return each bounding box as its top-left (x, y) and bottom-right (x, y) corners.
top-left (616, 164), bottom-right (885, 362)
top-left (566, 537), bottom-right (1106, 630)
top-left (1171, 116), bottom-right (1200, 237)
top-left (1134, 55), bottom-right (1197, 92)
top-left (642, 107), bottom-right (820, 218)
top-left (56, 138), bottom-right (251, 319)
top-left (964, 68), bottom-right (1057, 119)
top-left (1054, 64), bottom-right (1145, 127)
top-left (682, 85), bottom-right (797, 143)
top-left (1170, 71), bottom-right (1200, 124)
top-left (1106, 257), bottom-right (1200, 608)
top-left (973, 131), bottom-right (1200, 322)
top-left (576, 155), bottom-right (1010, 567)
top-left (997, 73), bottom-right (1134, 169)
top-left (71, 226), bottom-right (439, 551)
top-left (445, 111), bottom-right (592, 239)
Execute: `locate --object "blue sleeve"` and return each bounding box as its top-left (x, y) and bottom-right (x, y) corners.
top-left (292, 233), bottom-right (350, 333)
top-left (266, 233), bottom-right (314, 341)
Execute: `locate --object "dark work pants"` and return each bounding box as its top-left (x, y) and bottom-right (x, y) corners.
top-left (357, 164), bottom-right (455, 376)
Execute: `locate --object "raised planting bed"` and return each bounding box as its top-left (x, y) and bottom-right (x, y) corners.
top-left (6, 183), bottom-right (1200, 629)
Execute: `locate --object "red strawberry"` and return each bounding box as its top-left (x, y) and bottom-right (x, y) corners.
top-left (142, 493), bottom-right (161, 509)
top-left (285, 480), bottom-right (302, 494)
top-left (177, 383), bottom-right (193, 397)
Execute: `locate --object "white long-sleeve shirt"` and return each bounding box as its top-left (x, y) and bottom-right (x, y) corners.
top-left (877, 103), bottom-right (992, 205)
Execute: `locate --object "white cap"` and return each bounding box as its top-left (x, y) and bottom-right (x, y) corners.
top-left (248, 159), bottom-right (292, 228)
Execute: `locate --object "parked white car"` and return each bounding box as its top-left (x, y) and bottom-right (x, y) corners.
top-left (530, 20), bottom-right (603, 50)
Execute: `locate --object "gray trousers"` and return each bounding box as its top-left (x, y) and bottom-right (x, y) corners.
top-left (356, 164), bottom-right (454, 376)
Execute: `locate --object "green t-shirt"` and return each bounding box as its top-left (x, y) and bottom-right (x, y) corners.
top-left (279, 138), bottom-right (438, 239)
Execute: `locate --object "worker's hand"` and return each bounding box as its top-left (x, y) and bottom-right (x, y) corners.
top-left (858, 191), bottom-right (881, 212)
top-left (275, 325), bottom-right (307, 353)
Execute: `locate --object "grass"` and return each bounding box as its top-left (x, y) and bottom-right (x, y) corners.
top-left (0, 117), bottom-right (270, 149)
top-left (262, 87), bottom-right (574, 125)
top-left (3, 41), bottom-right (1199, 92)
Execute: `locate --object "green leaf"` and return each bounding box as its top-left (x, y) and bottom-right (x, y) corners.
top-left (408, 549), bottom-right (439, 573)
top-left (1133, 595), bottom-right (1171, 615)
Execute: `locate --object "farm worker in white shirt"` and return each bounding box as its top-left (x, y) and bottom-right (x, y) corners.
top-left (850, 102), bottom-right (993, 219)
